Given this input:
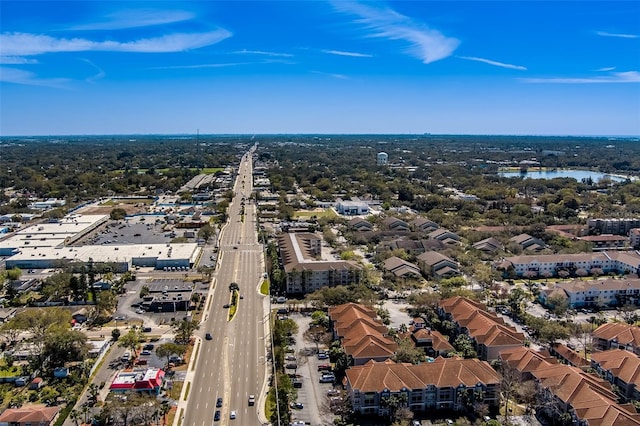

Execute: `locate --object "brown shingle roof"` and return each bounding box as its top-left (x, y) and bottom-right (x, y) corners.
top-left (346, 358), bottom-right (500, 393)
top-left (0, 405), bottom-right (60, 424)
top-left (593, 323), bottom-right (640, 347)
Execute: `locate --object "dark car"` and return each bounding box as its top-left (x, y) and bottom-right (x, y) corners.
top-left (142, 327), bottom-right (152, 332)
top-left (205, 333), bottom-right (213, 340)
top-left (214, 410), bottom-right (221, 421)
top-left (223, 304), bottom-right (230, 309)
top-left (216, 397), bottom-right (223, 407)
top-left (143, 344), bottom-right (154, 350)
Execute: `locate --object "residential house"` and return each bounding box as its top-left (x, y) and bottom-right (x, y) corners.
top-left (531, 363), bottom-right (640, 426)
top-left (109, 368), bottom-right (165, 394)
top-left (277, 233), bottom-right (362, 294)
top-left (417, 251), bottom-right (460, 278)
top-left (472, 237), bottom-right (504, 254)
top-left (591, 349), bottom-right (640, 401)
top-left (0, 405), bottom-right (61, 426)
top-left (345, 358), bottom-right (500, 416)
top-left (383, 256), bottom-right (422, 279)
top-left (72, 307), bottom-right (88, 324)
top-left (410, 217), bottom-right (440, 233)
top-left (593, 323), bottom-right (640, 355)
top-left (428, 228), bottom-right (460, 245)
top-left (438, 296), bottom-right (524, 361)
top-left (349, 217), bottom-right (373, 232)
top-left (383, 217), bottom-right (410, 232)
top-left (510, 233), bottom-right (546, 251)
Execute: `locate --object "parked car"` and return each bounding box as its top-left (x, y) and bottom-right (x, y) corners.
top-left (290, 402), bottom-right (303, 409)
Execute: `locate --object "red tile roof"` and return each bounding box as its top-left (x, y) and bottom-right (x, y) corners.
top-left (0, 405), bottom-right (60, 424)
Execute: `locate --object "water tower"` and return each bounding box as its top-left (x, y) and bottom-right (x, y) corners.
top-left (377, 152), bottom-right (388, 166)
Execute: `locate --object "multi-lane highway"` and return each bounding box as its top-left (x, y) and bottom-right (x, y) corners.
top-left (183, 148), bottom-right (268, 426)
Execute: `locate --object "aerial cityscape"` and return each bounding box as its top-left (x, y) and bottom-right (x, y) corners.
top-left (1, 1), bottom-right (640, 426)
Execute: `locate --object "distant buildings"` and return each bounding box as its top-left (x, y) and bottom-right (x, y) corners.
top-left (588, 218), bottom-right (640, 236)
top-left (539, 278), bottom-right (640, 309)
top-left (335, 198), bottom-right (370, 216)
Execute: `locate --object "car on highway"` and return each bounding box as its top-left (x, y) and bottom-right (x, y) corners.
top-left (248, 394), bottom-right (255, 406)
top-left (216, 397), bottom-right (223, 407)
top-left (223, 304), bottom-right (230, 309)
top-left (205, 333), bottom-right (213, 340)
top-left (230, 410), bottom-right (237, 419)
top-left (214, 411), bottom-right (221, 421)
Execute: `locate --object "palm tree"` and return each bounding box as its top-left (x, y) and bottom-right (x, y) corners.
top-left (69, 409), bottom-right (81, 426)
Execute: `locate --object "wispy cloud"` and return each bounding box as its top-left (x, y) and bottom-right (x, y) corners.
top-left (322, 49), bottom-right (372, 58)
top-left (149, 62), bottom-right (252, 70)
top-left (596, 31), bottom-right (638, 39)
top-left (69, 9), bottom-right (196, 31)
top-left (233, 49), bottom-right (293, 57)
top-left (0, 30), bottom-right (232, 56)
top-left (458, 56), bottom-right (527, 71)
top-left (0, 66), bottom-right (69, 88)
top-left (331, 0), bottom-right (459, 64)
top-left (80, 58), bottom-right (105, 83)
top-left (595, 66), bottom-right (616, 72)
top-left (521, 71), bottom-right (640, 84)
top-left (0, 56), bottom-right (39, 64)
top-left (311, 70), bottom-right (349, 80)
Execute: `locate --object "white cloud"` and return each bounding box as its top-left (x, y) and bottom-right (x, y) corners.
top-left (458, 56), bottom-right (527, 70)
top-left (322, 49), bottom-right (373, 58)
top-left (595, 66), bottom-right (616, 72)
top-left (331, 0), bottom-right (459, 64)
top-left (233, 49), bottom-right (293, 57)
top-left (0, 66), bottom-right (69, 87)
top-left (69, 9), bottom-right (196, 31)
top-left (521, 71), bottom-right (640, 84)
top-left (0, 30), bottom-right (232, 56)
top-left (596, 31), bottom-right (638, 39)
top-left (0, 56), bottom-right (39, 64)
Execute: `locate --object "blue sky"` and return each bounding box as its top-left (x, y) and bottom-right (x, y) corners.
top-left (1, 1), bottom-right (638, 136)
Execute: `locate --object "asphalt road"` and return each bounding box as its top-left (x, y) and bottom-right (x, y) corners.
top-left (183, 148), bottom-right (268, 426)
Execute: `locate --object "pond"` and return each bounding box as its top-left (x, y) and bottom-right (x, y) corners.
top-left (498, 169), bottom-right (630, 182)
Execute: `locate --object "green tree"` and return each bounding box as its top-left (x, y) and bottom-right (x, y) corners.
top-left (392, 338), bottom-right (424, 364)
top-left (452, 334), bottom-right (477, 358)
top-left (156, 342), bottom-right (187, 367)
top-left (109, 208), bottom-right (127, 220)
top-left (170, 319), bottom-right (200, 345)
top-left (118, 328), bottom-right (143, 360)
top-left (198, 223), bottom-right (216, 242)
top-left (43, 327), bottom-right (89, 368)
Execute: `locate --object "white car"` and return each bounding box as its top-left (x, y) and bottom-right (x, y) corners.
top-left (230, 411), bottom-right (237, 420)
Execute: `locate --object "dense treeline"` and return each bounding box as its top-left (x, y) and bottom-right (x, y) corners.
top-left (0, 135), bottom-right (246, 208)
top-left (258, 135), bottom-right (640, 228)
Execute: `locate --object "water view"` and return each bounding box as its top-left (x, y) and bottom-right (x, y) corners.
top-left (498, 169), bottom-right (630, 182)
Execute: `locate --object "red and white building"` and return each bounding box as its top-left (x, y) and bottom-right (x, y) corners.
top-left (110, 368), bottom-right (165, 394)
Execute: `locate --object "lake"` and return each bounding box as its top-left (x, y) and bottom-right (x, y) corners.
top-left (498, 169), bottom-right (629, 182)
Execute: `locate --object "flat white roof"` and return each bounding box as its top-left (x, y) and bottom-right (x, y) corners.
top-left (8, 243), bottom-right (199, 264)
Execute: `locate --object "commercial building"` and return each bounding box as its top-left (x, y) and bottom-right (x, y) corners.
top-left (110, 368), bottom-right (165, 394)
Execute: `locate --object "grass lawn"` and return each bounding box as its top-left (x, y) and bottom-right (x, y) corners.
top-left (201, 167), bottom-right (224, 174)
top-left (293, 208), bottom-right (337, 219)
top-left (260, 280), bottom-right (269, 295)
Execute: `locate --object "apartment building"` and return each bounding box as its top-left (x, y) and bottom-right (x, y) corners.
top-left (277, 233), bottom-right (362, 294)
top-left (539, 278), bottom-right (640, 309)
top-left (591, 349), bottom-right (640, 401)
top-left (438, 297), bottom-right (524, 361)
top-left (345, 358), bottom-right (500, 416)
top-left (593, 323), bottom-right (640, 355)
